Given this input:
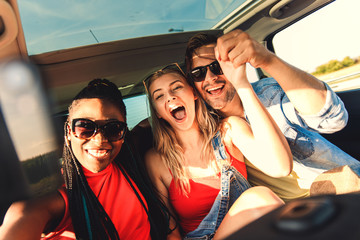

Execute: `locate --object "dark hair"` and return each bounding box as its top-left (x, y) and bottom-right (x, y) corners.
top-left (71, 78), bottom-right (127, 121)
top-left (63, 79), bottom-right (170, 239)
top-left (185, 32), bottom-right (218, 74)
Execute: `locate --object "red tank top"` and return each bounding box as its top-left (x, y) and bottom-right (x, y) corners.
top-left (168, 155), bottom-right (247, 234)
top-left (43, 162), bottom-right (151, 240)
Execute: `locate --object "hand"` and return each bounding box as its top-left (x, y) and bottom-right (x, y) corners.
top-left (215, 47), bottom-right (248, 89)
top-left (216, 29), bottom-right (274, 69)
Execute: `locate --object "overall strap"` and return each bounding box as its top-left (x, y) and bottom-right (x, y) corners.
top-left (211, 131), bottom-right (231, 197)
top-left (184, 131), bottom-right (234, 238)
top-left (211, 131), bottom-right (227, 162)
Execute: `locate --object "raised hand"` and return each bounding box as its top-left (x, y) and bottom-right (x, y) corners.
top-left (216, 29), bottom-right (274, 69)
top-left (215, 46), bottom-right (249, 89)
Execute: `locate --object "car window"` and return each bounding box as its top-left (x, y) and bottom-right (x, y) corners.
top-left (124, 94), bottom-right (150, 129)
top-left (272, 0), bottom-right (360, 92)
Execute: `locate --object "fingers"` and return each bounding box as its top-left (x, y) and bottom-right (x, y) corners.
top-left (228, 44), bottom-right (247, 68)
top-left (217, 29), bottom-right (269, 69)
top-left (217, 29), bottom-right (246, 63)
top-left (217, 52), bottom-right (248, 89)
top-left (216, 44), bottom-right (246, 77)
top-left (217, 54), bottom-right (234, 77)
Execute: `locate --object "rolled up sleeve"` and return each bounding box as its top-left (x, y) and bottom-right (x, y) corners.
top-left (253, 78), bottom-right (348, 134)
top-left (295, 83), bottom-right (348, 133)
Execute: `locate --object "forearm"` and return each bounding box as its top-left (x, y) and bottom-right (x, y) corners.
top-left (0, 191), bottom-right (64, 240)
top-left (294, 82), bottom-right (348, 133)
top-left (217, 29), bottom-right (327, 116)
top-left (261, 54), bottom-right (327, 115)
top-left (145, 151), bottom-right (182, 239)
top-left (236, 83), bottom-right (292, 177)
top-left (0, 201), bottom-right (49, 240)
top-left (164, 198), bottom-right (182, 240)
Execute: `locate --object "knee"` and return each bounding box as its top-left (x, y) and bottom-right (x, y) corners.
top-left (230, 186), bottom-right (283, 214)
top-left (242, 186), bottom-right (283, 205)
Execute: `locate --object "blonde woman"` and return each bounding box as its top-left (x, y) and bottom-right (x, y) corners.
top-left (143, 60), bottom-right (292, 239)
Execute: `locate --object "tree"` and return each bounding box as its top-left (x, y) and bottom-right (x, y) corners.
top-left (327, 60), bottom-right (343, 72)
top-left (311, 56), bottom-right (359, 75)
top-left (342, 56), bottom-right (355, 67)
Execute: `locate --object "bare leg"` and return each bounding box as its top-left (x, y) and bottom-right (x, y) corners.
top-left (214, 186), bottom-right (283, 239)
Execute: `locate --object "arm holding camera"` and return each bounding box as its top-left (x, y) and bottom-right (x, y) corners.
top-left (0, 192), bottom-right (65, 240)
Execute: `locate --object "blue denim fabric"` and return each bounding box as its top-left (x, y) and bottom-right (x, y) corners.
top-left (251, 78), bottom-right (360, 187)
top-left (184, 132), bottom-right (251, 240)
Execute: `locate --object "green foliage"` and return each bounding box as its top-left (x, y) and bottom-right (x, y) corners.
top-left (30, 174), bottom-right (63, 197)
top-left (21, 151), bottom-right (62, 184)
top-left (20, 151), bottom-right (63, 197)
top-left (342, 56), bottom-right (356, 67)
top-left (312, 56), bottom-right (358, 75)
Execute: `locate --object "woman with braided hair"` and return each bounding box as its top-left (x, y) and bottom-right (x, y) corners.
top-left (0, 79), bottom-right (170, 240)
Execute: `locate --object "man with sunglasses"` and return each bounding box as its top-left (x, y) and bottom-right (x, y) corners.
top-left (185, 30), bottom-right (360, 202)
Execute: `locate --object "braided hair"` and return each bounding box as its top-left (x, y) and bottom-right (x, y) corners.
top-left (63, 79), bottom-right (170, 239)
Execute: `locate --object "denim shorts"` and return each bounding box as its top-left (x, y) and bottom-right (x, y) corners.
top-left (184, 132), bottom-right (251, 240)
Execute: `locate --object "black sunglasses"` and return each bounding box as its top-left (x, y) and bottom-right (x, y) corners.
top-left (71, 118), bottom-right (127, 142)
top-left (189, 60), bottom-right (223, 82)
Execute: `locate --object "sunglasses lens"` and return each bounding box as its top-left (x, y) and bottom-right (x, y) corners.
top-left (190, 61), bottom-right (223, 82)
top-left (72, 119), bottom-right (127, 141)
top-left (73, 119), bottom-right (96, 139)
top-left (190, 67), bottom-right (206, 82)
top-left (103, 122), bottom-right (126, 141)
top-left (210, 61), bottom-right (223, 75)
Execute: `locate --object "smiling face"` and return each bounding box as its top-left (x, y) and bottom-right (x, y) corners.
top-left (191, 44), bottom-right (236, 111)
top-left (67, 98), bottom-right (125, 173)
top-left (148, 72), bottom-right (197, 131)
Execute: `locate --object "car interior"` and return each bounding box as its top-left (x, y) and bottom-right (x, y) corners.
top-left (1, 0), bottom-right (359, 238)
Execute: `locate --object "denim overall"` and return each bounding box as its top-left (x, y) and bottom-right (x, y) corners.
top-left (184, 131), bottom-right (251, 240)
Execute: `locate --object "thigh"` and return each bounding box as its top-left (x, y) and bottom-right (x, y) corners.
top-left (213, 186), bottom-right (283, 240)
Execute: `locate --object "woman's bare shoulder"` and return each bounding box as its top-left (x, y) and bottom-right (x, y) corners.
top-left (144, 148), bottom-right (166, 174)
top-left (222, 116), bottom-right (248, 126)
top-left (144, 148), bottom-right (173, 188)
top-left (221, 116), bottom-right (250, 137)
top-left (144, 148), bottom-right (162, 165)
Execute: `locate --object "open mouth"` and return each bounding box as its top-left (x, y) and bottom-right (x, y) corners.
top-left (170, 105), bottom-right (186, 121)
top-left (206, 85), bottom-right (224, 95)
top-left (86, 149), bottom-right (110, 159)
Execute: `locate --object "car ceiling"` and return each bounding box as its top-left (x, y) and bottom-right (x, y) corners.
top-left (1, 0), bottom-right (334, 114)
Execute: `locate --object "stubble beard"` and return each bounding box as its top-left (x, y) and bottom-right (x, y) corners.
top-left (206, 86), bottom-right (237, 110)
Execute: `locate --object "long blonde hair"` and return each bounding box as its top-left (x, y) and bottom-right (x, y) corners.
top-left (144, 67), bottom-right (220, 194)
